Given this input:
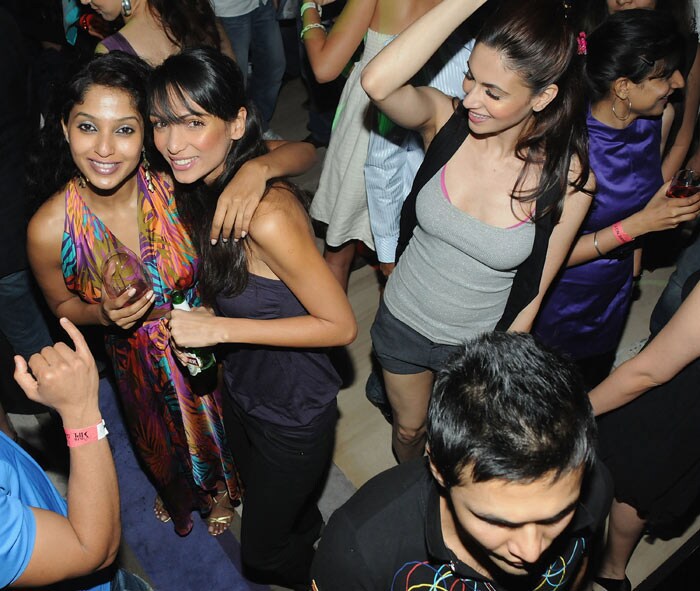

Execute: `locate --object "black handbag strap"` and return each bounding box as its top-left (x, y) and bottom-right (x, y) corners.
top-left (395, 102), bottom-right (469, 261)
top-left (394, 100), bottom-right (561, 330)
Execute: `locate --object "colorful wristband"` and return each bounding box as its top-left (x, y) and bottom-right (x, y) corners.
top-left (611, 222), bottom-right (633, 244)
top-left (300, 2), bottom-right (321, 18)
top-left (300, 22), bottom-right (325, 39)
top-left (65, 419), bottom-right (109, 447)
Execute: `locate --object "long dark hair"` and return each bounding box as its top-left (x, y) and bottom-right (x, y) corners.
top-left (584, 9), bottom-right (683, 103)
top-left (477, 0), bottom-right (592, 220)
top-left (27, 51), bottom-right (152, 208)
top-left (147, 0), bottom-right (221, 49)
top-left (149, 47), bottom-right (285, 305)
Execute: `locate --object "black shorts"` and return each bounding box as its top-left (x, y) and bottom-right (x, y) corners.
top-left (370, 299), bottom-right (461, 375)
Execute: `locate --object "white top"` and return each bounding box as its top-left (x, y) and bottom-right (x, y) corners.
top-left (211, 0), bottom-right (268, 18)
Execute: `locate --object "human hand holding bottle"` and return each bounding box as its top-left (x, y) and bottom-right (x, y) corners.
top-left (169, 291), bottom-right (218, 394)
top-left (169, 306), bottom-right (220, 347)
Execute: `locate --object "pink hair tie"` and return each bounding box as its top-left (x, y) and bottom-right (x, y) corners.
top-left (577, 31), bottom-right (587, 56)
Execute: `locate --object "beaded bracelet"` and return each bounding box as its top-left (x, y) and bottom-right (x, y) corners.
top-left (300, 2), bottom-right (321, 18)
top-left (300, 22), bottom-right (325, 39)
top-left (611, 221), bottom-right (633, 244)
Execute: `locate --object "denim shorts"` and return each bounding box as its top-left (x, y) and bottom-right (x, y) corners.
top-left (370, 299), bottom-right (461, 375)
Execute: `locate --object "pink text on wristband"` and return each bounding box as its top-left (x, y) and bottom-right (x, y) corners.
top-left (65, 419), bottom-right (109, 447)
top-left (611, 222), bottom-right (633, 244)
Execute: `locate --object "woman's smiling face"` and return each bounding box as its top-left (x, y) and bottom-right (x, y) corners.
top-left (62, 84), bottom-right (144, 193)
top-left (624, 67), bottom-right (684, 118)
top-left (461, 43), bottom-right (557, 137)
top-left (151, 90), bottom-right (246, 186)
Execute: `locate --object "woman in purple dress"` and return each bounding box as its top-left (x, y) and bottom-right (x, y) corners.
top-left (533, 9), bottom-right (699, 388)
top-left (84, 0), bottom-right (233, 65)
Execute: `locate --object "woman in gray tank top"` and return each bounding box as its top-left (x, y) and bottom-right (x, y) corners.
top-left (361, 0), bottom-right (595, 462)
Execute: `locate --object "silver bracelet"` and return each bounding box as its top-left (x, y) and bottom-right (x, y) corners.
top-left (593, 231), bottom-right (604, 257)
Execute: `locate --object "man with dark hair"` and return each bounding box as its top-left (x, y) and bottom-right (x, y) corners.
top-left (311, 332), bottom-right (612, 591)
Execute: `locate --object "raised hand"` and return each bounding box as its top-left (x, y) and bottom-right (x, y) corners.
top-left (209, 160), bottom-right (266, 244)
top-left (14, 318), bottom-right (99, 423)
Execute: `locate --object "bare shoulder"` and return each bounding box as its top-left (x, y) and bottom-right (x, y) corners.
top-left (248, 184), bottom-right (310, 243)
top-left (29, 190), bottom-right (66, 247)
top-left (567, 154), bottom-right (596, 195)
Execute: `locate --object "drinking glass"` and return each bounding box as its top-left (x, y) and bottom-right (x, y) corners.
top-left (101, 248), bottom-right (152, 300)
top-left (667, 169), bottom-right (700, 198)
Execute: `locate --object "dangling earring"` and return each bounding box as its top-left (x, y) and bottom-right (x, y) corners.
top-left (121, 0), bottom-right (132, 17)
top-left (142, 149), bottom-right (155, 193)
top-left (612, 95), bottom-right (632, 122)
top-left (77, 172), bottom-right (87, 188)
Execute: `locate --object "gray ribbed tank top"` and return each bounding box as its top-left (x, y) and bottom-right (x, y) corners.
top-left (384, 166), bottom-right (535, 345)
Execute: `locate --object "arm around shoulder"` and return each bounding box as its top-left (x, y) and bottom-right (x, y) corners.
top-left (218, 187), bottom-right (357, 348)
top-left (211, 140), bottom-right (318, 243)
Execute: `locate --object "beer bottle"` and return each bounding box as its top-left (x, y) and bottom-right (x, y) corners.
top-left (171, 290), bottom-right (217, 394)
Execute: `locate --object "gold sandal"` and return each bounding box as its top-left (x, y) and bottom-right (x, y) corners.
top-left (205, 489), bottom-right (235, 536)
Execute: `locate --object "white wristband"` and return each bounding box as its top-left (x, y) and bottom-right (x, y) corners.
top-left (300, 22), bottom-right (325, 39)
top-left (300, 2), bottom-right (321, 18)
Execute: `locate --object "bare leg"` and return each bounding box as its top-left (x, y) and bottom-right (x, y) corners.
top-left (598, 499), bottom-right (646, 580)
top-left (324, 242), bottom-right (356, 292)
top-left (0, 402), bottom-right (17, 440)
top-left (383, 368), bottom-right (434, 463)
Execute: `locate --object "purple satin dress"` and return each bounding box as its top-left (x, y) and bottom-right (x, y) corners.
top-left (533, 111), bottom-right (663, 359)
top-left (100, 32), bottom-right (138, 56)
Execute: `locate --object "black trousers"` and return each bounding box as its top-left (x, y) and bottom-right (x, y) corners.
top-left (224, 397), bottom-right (337, 588)
top-left (575, 350), bottom-right (616, 391)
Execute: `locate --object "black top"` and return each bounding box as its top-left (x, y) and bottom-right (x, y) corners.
top-left (395, 103), bottom-right (561, 331)
top-left (217, 273), bottom-right (341, 427)
top-left (311, 458), bottom-right (612, 591)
